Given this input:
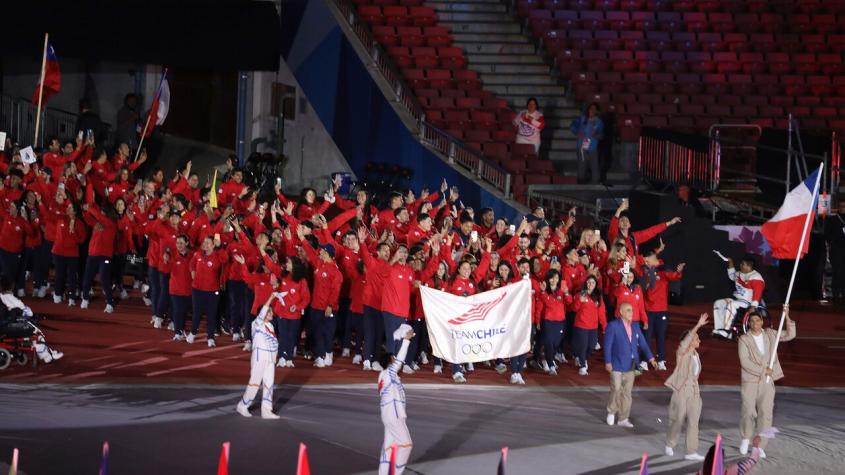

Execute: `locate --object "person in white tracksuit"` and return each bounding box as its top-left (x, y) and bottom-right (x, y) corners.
top-left (378, 324), bottom-right (415, 475)
top-left (236, 293), bottom-right (283, 419)
top-left (712, 257), bottom-right (765, 339)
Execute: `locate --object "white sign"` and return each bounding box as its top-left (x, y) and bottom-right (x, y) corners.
top-left (20, 146), bottom-right (36, 164)
top-left (0, 132), bottom-right (6, 151)
top-left (421, 279), bottom-right (531, 364)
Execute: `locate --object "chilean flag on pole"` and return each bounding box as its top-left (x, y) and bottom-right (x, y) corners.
top-left (32, 41), bottom-right (61, 105)
top-left (143, 70), bottom-right (170, 138)
top-left (761, 165), bottom-right (822, 259)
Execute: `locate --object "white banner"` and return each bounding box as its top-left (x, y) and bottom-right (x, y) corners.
top-left (420, 279), bottom-right (532, 364)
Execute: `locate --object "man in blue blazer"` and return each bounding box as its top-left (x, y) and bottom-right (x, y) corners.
top-left (604, 302), bottom-right (656, 428)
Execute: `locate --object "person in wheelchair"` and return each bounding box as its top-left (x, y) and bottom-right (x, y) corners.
top-left (0, 278), bottom-right (63, 364)
top-left (712, 256), bottom-right (765, 340)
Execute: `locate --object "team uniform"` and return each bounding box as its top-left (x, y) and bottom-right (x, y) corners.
top-left (236, 303), bottom-right (280, 418)
top-left (713, 267), bottom-right (765, 338)
top-left (378, 332), bottom-right (413, 475)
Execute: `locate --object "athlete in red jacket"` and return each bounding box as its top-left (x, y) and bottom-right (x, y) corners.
top-left (188, 234), bottom-right (228, 347)
top-left (158, 235), bottom-right (193, 340)
top-left (571, 275), bottom-right (607, 375)
top-left (641, 250), bottom-right (684, 369)
top-left (80, 205), bottom-right (118, 313)
top-left (304, 242), bottom-right (343, 368)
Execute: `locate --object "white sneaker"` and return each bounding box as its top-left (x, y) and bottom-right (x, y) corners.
top-left (420, 351), bottom-right (429, 365)
top-left (639, 361), bottom-right (649, 371)
top-left (402, 365), bottom-right (415, 374)
top-left (371, 361), bottom-right (383, 371)
top-left (53, 293), bottom-right (62, 304)
top-left (574, 357), bottom-right (581, 368)
top-left (341, 348), bottom-right (351, 358)
top-left (16, 289), bottom-right (25, 298)
top-left (142, 296), bottom-right (152, 306)
top-left (495, 363), bottom-right (507, 374)
top-left (172, 333), bottom-right (185, 342)
top-left (233, 332), bottom-right (241, 343)
top-left (510, 373), bottom-right (520, 384)
top-left (152, 316), bottom-right (163, 329)
top-left (50, 350), bottom-right (64, 361)
top-left (684, 453), bottom-right (705, 461)
top-left (186, 333), bottom-right (196, 344)
top-left (555, 353), bottom-right (568, 363)
top-left (579, 366), bottom-right (588, 376)
top-left (542, 360), bottom-right (550, 372)
top-left (517, 374), bottom-right (526, 385)
top-left (167, 322), bottom-right (174, 331)
top-left (325, 353), bottom-right (333, 366)
top-left (739, 438), bottom-right (750, 455)
top-left (617, 419), bottom-right (634, 428)
top-left (133, 281), bottom-right (141, 289)
top-left (352, 354), bottom-right (362, 365)
top-left (119, 289), bottom-right (129, 300)
top-left (665, 446), bottom-right (674, 456)
top-left (207, 338), bottom-right (216, 348)
top-left (236, 404), bottom-right (252, 418)
top-left (606, 413), bottom-right (615, 426)
top-left (758, 448), bottom-right (766, 459)
top-left (548, 367), bottom-right (558, 376)
top-left (657, 361), bottom-right (667, 371)
top-left (433, 364), bottom-right (443, 374)
top-left (104, 304), bottom-right (114, 314)
top-left (363, 360), bottom-right (372, 370)
top-left (80, 299), bottom-right (90, 309)
top-left (67, 298), bottom-right (76, 307)
top-left (243, 341), bottom-right (252, 352)
top-left (277, 358), bottom-right (287, 367)
top-left (285, 360), bottom-right (294, 368)
top-left (411, 362), bottom-right (420, 371)
top-left (261, 412), bottom-right (280, 420)
top-left (314, 357), bottom-right (325, 368)
top-left (594, 342), bottom-right (601, 351)
top-left (37, 286), bottom-right (47, 298)
top-left (467, 362), bottom-right (474, 372)
top-left (452, 372), bottom-right (466, 383)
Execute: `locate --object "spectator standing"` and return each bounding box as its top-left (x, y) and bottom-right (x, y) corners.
top-left (513, 97), bottom-right (545, 154)
top-left (570, 102), bottom-right (604, 184)
top-left (115, 93), bottom-right (140, 151)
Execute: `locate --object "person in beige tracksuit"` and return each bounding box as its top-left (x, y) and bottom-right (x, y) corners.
top-left (737, 305), bottom-right (795, 458)
top-left (664, 313), bottom-right (709, 462)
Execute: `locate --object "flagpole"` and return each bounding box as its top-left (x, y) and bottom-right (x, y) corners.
top-left (133, 110), bottom-right (153, 162)
top-left (766, 163), bottom-right (823, 382)
top-left (33, 32), bottom-right (49, 148)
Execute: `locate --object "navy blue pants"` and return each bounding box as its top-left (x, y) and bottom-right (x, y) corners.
top-left (157, 272), bottom-right (171, 318)
top-left (561, 312), bottom-right (576, 355)
top-left (171, 295), bottom-right (191, 334)
top-left (15, 247), bottom-right (36, 293)
top-left (81, 255), bottom-right (114, 305)
top-left (541, 320), bottom-right (565, 366)
top-left (111, 253), bottom-right (127, 291)
top-left (407, 319), bottom-right (426, 365)
top-left (362, 305), bottom-right (385, 362)
top-left (33, 239), bottom-right (52, 288)
top-left (227, 280), bottom-right (248, 335)
top-left (53, 254), bottom-right (78, 297)
top-left (334, 297), bottom-right (350, 343)
top-left (309, 307), bottom-right (337, 358)
top-left (148, 267), bottom-right (160, 313)
top-left (645, 311), bottom-right (669, 361)
top-left (0, 249), bottom-right (21, 284)
top-left (382, 312), bottom-right (407, 355)
top-left (572, 327), bottom-right (598, 369)
top-left (275, 317), bottom-right (300, 360)
top-left (343, 309), bottom-right (364, 355)
top-left (191, 289), bottom-right (220, 339)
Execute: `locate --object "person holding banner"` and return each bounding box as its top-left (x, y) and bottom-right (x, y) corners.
top-left (377, 325), bottom-right (416, 475)
top-left (737, 306), bottom-right (795, 457)
top-left (604, 302), bottom-right (656, 428)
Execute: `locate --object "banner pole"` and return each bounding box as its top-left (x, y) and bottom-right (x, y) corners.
top-left (33, 32), bottom-right (49, 148)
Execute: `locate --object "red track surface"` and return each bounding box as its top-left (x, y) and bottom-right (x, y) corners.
top-left (3, 293), bottom-right (844, 387)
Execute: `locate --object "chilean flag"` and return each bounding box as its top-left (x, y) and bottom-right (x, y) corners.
top-left (761, 166), bottom-right (822, 259)
top-left (32, 41), bottom-right (61, 105)
top-left (143, 70), bottom-right (170, 138)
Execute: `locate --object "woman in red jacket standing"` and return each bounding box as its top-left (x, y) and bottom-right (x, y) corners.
top-left (572, 275), bottom-right (607, 376)
top-left (536, 269), bottom-right (572, 377)
top-left (0, 201), bottom-right (32, 288)
top-left (159, 235), bottom-right (192, 340)
top-left (17, 190), bottom-right (42, 297)
top-left (188, 234), bottom-right (228, 347)
top-left (303, 242), bottom-right (343, 368)
top-left (272, 256), bottom-right (311, 368)
top-left (51, 200), bottom-right (87, 306)
top-left (80, 204), bottom-right (118, 313)
top-left (110, 197), bottom-right (136, 301)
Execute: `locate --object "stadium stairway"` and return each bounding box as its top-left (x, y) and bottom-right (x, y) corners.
top-left (429, 0), bottom-right (582, 168)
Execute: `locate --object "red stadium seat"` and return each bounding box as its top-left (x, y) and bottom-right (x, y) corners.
top-left (708, 12), bottom-right (734, 33)
top-left (568, 30), bottom-right (594, 50)
top-left (724, 33), bottom-right (749, 53)
top-left (652, 103), bottom-right (678, 116)
top-left (621, 30), bottom-right (646, 50)
top-left (438, 47), bottom-right (467, 69)
top-left (404, 68), bottom-right (427, 89)
top-left (646, 31), bottom-right (672, 51)
top-left (455, 96), bottom-right (481, 110)
top-left (427, 69), bottom-right (453, 89)
top-left (632, 11), bottom-right (656, 31)
top-left (728, 74), bottom-right (753, 95)
top-left (713, 52), bottom-right (740, 74)
top-left (383, 6), bottom-right (410, 26)
top-left (423, 27), bottom-right (451, 47)
top-left (529, 10), bottom-right (555, 37)
top-left (765, 53), bottom-right (792, 75)
top-left (414, 55), bottom-right (438, 68)
top-left (808, 76), bottom-right (833, 96)
top-left (606, 11), bottom-right (631, 30)
top-left (471, 110), bottom-right (497, 129)
top-left (683, 12), bottom-right (707, 32)
top-left (410, 6), bottom-right (436, 27)
top-left (512, 143), bottom-right (537, 160)
top-left (430, 97), bottom-right (455, 110)
top-left (662, 51), bottom-right (686, 73)
top-left (595, 30), bottom-right (621, 50)
top-left (739, 52), bottom-right (765, 75)
top-left (657, 12), bottom-right (683, 32)
top-left (672, 31), bottom-right (698, 52)
top-left (465, 129), bottom-right (491, 143)
top-left (483, 142), bottom-right (509, 161)
top-left (398, 26), bottom-right (424, 47)
top-left (793, 53), bottom-right (819, 75)
top-left (553, 10), bottom-right (578, 30)
top-left (580, 11), bottom-right (605, 30)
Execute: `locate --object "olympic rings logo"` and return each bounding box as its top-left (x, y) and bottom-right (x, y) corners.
top-left (461, 342), bottom-right (493, 355)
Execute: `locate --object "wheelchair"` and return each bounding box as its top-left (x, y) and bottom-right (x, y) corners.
top-left (732, 301), bottom-right (770, 337)
top-left (0, 315), bottom-right (40, 370)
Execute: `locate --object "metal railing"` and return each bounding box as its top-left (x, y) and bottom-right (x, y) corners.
top-left (0, 93), bottom-right (79, 148)
top-left (331, 0), bottom-right (514, 198)
top-left (525, 188), bottom-right (609, 224)
top-left (638, 132), bottom-right (720, 192)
